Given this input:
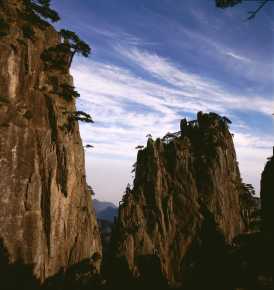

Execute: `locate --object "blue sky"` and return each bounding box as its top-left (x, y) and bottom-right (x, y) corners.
top-left (52, 0), bottom-right (274, 204)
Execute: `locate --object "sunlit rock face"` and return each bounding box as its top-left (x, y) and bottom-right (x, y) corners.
top-left (0, 0), bottom-right (101, 283)
top-left (112, 112), bottom-right (248, 287)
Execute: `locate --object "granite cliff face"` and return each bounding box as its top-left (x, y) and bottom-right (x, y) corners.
top-left (0, 0), bottom-right (101, 283)
top-left (112, 112), bottom-right (248, 288)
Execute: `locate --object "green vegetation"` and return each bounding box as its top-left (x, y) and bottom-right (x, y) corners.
top-left (0, 19), bottom-right (9, 37)
top-left (41, 29), bottom-right (91, 69)
top-left (62, 110), bottom-right (94, 132)
top-left (216, 0), bottom-right (242, 7)
top-left (239, 181), bottom-right (260, 231)
top-left (216, 0), bottom-right (271, 20)
top-left (41, 30), bottom-right (90, 69)
top-left (0, 96), bottom-right (9, 103)
top-left (70, 111), bottom-right (94, 123)
top-left (60, 29), bottom-right (91, 67)
top-left (131, 162), bottom-right (137, 173)
top-left (22, 24), bottom-right (35, 39)
top-left (87, 185), bottom-right (95, 196)
top-left (59, 84), bottom-right (80, 101)
top-left (48, 76), bottom-right (59, 91)
top-left (26, 2), bottom-right (93, 129)
top-left (241, 183), bottom-right (256, 196)
top-left (41, 44), bottom-right (71, 70)
top-left (18, 1), bottom-right (59, 41)
top-left (23, 0), bottom-right (60, 24)
top-left (48, 77), bottom-right (80, 101)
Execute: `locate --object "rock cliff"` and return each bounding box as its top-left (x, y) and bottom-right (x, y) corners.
top-left (112, 112), bottom-right (248, 288)
top-left (261, 148), bottom-right (274, 236)
top-left (0, 0), bottom-right (101, 283)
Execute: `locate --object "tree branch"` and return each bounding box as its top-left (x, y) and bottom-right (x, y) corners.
top-left (246, 0), bottom-right (270, 20)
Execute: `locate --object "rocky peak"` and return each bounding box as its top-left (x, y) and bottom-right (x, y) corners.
top-left (0, 0), bottom-right (101, 284)
top-left (111, 112), bottom-right (249, 287)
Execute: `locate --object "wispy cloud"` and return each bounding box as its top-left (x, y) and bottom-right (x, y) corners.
top-left (224, 51), bottom-right (251, 63)
top-left (115, 46), bottom-right (273, 115)
top-left (54, 0), bottom-right (273, 200)
top-left (71, 43), bottom-right (273, 197)
top-left (73, 45), bottom-right (273, 161)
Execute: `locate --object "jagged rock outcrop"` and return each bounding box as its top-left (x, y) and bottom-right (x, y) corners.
top-left (0, 0), bottom-right (101, 284)
top-left (112, 112), bottom-right (248, 288)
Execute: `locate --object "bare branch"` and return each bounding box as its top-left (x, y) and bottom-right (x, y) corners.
top-left (246, 0), bottom-right (270, 20)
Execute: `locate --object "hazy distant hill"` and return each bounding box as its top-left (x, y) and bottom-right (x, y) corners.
top-left (93, 199), bottom-right (118, 253)
top-left (93, 199), bottom-right (118, 222)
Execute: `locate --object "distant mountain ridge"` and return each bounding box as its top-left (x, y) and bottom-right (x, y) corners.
top-left (93, 199), bottom-right (118, 254)
top-left (93, 199), bottom-right (118, 222)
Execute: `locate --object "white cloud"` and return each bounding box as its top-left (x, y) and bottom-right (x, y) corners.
top-left (234, 132), bottom-right (274, 149)
top-left (115, 46), bottom-right (274, 115)
top-left (224, 51), bottom-right (251, 63)
top-left (236, 146), bottom-right (273, 194)
top-left (71, 46), bottom-right (273, 202)
top-left (167, 23), bottom-right (273, 84)
top-left (86, 155), bottom-right (133, 205)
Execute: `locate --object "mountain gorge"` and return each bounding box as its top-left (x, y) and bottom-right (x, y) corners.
top-left (0, 1), bottom-right (273, 290)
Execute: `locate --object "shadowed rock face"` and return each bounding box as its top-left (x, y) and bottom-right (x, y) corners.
top-left (258, 149), bottom-right (274, 289)
top-left (261, 149), bottom-right (274, 237)
top-left (0, 0), bottom-right (101, 283)
top-left (112, 112), bottom-right (247, 287)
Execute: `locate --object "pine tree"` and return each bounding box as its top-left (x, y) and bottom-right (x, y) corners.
top-left (60, 29), bottom-right (91, 66)
top-left (25, 0), bottom-right (60, 23)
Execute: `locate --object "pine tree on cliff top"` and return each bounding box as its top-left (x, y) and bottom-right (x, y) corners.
top-left (26, 0), bottom-right (60, 22)
top-left (60, 29), bottom-right (91, 66)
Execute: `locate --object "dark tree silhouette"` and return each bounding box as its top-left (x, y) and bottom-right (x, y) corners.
top-left (22, 24), bottom-right (35, 39)
top-left (62, 111), bottom-right (94, 132)
top-left (216, 0), bottom-right (271, 20)
top-left (238, 181), bottom-right (261, 231)
top-left (59, 84), bottom-right (80, 101)
top-left (60, 29), bottom-right (91, 66)
top-left (222, 116), bottom-right (232, 124)
top-left (71, 111), bottom-right (94, 123)
top-left (131, 162), bottom-right (137, 173)
top-left (41, 44), bottom-right (71, 70)
top-left (87, 184), bottom-right (95, 196)
top-left (216, 0), bottom-right (242, 7)
top-left (41, 30), bottom-right (90, 69)
top-left (25, 0), bottom-right (60, 23)
top-left (0, 19), bottom-right (9, 37)
top-left (135, 145), bottom-right (144, 149)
